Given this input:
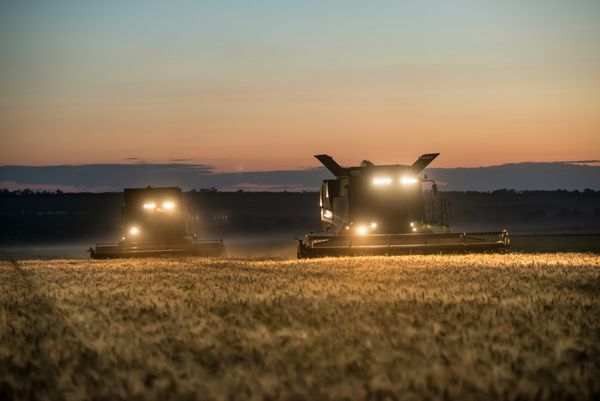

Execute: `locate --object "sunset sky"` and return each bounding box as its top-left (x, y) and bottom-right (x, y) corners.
top-left (1, 0), bottom-right (599, 171)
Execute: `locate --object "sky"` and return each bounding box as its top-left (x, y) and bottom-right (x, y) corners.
top-left (1, 0), bottom-right (599, 171)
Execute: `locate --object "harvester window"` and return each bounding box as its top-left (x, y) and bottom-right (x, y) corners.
top-left (321, 182), bottom-right (331, 210)
top-left (321, 180), bottom-right (340, 210)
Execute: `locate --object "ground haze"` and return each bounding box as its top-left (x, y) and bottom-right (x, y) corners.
top-left (1, 254), bottom-right (599, 400)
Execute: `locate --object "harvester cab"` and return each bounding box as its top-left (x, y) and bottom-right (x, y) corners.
top-left (317, 153), bottom-right (445, 236)
top-left (89, 187), bottom-right (225, 258)
top-left (297, 154), bottom-right (509, 258)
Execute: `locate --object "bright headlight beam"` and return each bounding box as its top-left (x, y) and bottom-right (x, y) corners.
top-left (162, 201), bottom-right (175, 210)
top-left (373, 177), bottom-right (392, 186)
top-left (143, 202), bottom-right (156, 209)
top-left (356, 225), bottom-right (368, 235)
top-left (129, 226), bottom-right (140, 235)
top-left (400, 177), bottom-right (419, 185)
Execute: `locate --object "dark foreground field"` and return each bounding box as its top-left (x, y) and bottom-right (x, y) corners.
top-left (1, 254), bottom-right (599, 401)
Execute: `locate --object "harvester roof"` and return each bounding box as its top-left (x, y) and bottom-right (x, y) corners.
top-left (315, 153), bottom-right (439, 177)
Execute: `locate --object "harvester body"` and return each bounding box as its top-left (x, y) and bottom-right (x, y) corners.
top-left (297, 154), bottom-right (509, 258)
top-left (89, 187), bottom-right (225, 258)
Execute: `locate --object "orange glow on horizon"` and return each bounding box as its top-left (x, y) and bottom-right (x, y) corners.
top-left (1, 2), bottom-right (599, 170)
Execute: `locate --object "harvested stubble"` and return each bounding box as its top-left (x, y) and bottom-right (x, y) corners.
top-left (1, 253), bottom-right (599, 401)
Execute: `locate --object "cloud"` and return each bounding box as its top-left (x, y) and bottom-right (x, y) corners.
top-left (0, 162), bottom-right (599, 192)
top-left (227, 183), bottom-right (309, 192)
top-left (0, 164), bottom-right (215, 192)
top-left (558, 160), bottom-right (600, 165)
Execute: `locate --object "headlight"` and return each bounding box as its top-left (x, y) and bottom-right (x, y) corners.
top-left (129, 226), bottom-right (140, 236)
top-left (143, 202), bottom-right (156, 210)
top-left (356, 225), bottom-right (368, 235)
top-left (370, 222), bottom-right (377, 229)
top-left (400, 177), bottom-right (418, 185)
top-left (162, 201), bottom-right (175, 210)
top-left (373, 177), bottom-right (392, 186)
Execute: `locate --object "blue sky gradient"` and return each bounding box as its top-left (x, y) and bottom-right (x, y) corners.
top-left (1, 1), bottom-right (599, 170)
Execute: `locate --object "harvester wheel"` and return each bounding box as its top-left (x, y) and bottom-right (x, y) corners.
top-left (296, 240), bottom-right (308, 259)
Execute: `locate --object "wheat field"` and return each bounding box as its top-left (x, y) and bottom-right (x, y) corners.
top-left (1, 253), bottom-right (599, 401)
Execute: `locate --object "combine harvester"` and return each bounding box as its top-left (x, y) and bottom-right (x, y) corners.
top-left (297, 153), bottom-right (509, 258)
top-left (89, 187), bottom-right (225, 259)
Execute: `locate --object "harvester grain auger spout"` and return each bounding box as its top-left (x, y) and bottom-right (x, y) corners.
top-left (88, 187), bottom-right (226, 259)
top-left (297, 153), bottom-right (509, 258)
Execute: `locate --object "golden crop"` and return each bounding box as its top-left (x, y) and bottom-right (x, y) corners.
top-left (1, 253), bottom-right (599, 401)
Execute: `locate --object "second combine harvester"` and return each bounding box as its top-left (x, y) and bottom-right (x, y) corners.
top-left (297, 153), bottom-right (509, 258)
top-left (89, 186), bottom-right (225, 258)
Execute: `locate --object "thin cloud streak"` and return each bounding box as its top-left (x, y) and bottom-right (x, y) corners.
top-left (1, 162), bottom-right (599, 192)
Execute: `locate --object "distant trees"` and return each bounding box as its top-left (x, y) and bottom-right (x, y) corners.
top-left (0, 188), bottom-right (72, 197)
top-left (0, 187), bottom-right (599, 198)
top-left (189, 187), bottom-right (219, 193)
